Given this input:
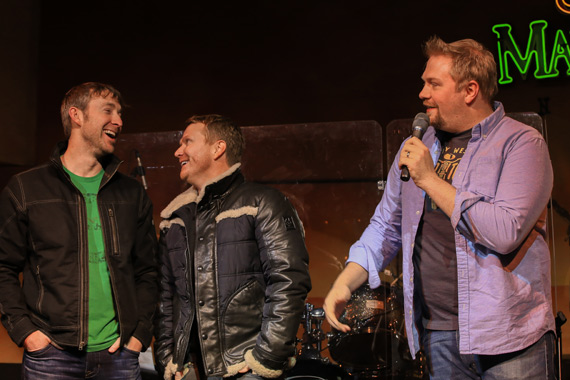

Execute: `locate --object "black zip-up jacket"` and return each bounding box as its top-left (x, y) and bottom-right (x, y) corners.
top-left (154, 165), bottom-right (311, 378)
top-left (0, 142), bottom-right (158, 350)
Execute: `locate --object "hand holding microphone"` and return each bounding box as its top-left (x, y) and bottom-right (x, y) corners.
top-left (400, 112), bottom-right (430, 182)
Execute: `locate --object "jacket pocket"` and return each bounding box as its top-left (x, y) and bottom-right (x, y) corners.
top-left (221, 280), bottom-right (264, 362)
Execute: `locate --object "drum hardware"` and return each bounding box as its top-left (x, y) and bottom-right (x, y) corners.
top-left (297, 303), bottom-right (329, 362)
top-left (286, 303), bottom-right (347, 380)
top-left (288, 280), bottom-right (426, 379)
top-left (327, 283), bottom-right (426, 379)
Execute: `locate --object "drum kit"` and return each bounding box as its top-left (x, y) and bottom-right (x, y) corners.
top-left (285, 282), bottom-right (426, 380)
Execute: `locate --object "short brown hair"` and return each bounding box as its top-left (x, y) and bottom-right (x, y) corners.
top-left (60, 82), bottom-right (123, 137)
top-left (185, 114), bottom-right (244, 165)
top-left (423, 36), bottom-right (498, 103)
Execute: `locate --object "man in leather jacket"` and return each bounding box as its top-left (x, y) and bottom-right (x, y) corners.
top-left (0, 82), bottom-right (158, 379)
top-left (154, 114), bottom-right (311, 380)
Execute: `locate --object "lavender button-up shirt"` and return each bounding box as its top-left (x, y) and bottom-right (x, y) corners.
top-left (347, 102), bottom-right (555, 357)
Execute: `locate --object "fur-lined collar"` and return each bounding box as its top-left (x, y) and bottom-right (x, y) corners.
top-left (160, 163), bottom-right (241, 221)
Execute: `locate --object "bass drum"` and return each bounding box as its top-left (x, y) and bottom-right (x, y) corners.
top-left (328, 284), bottom-right (424, 378)
top-left (285, 359), bottom-right (347, 380)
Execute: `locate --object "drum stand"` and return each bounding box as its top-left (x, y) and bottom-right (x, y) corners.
top-left (286, 303), bottom-right (347, 380)
top-left (297, 303), bottom-right (328, 361)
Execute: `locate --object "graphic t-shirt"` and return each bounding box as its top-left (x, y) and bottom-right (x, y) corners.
top-left (412, 128), bottom-right (471, 330)
top-left (64, 166), bottom-right (119, 351)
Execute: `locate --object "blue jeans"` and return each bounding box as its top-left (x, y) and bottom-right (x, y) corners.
top-left (422, 330), bottom-right (555, 380)
top-left (22, 344), bottom-right (141, 380)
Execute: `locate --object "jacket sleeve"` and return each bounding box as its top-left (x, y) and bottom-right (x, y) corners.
top-left (130, 189), bottom-right (159, 349)
top-left (246, 189), bottom-right (311, 376)
top-left (153, 230), bottom-right (176, 370)
top-left (451, 128), bottom-right (553, 254)
top-left (0, 177), bottom-right (38, 346)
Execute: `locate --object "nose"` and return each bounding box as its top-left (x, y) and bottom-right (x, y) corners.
top-left (112, 112), bottom-right (123, 128)
top-left (419, 83), bottom-right (429, 100)
top-left (174, 145), bottom-right (183, 158)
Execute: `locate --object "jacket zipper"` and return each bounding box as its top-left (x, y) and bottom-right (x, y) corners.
top-left (78, 193), bottom-right (88, 350)
top-left (193, 210), bottom-right (209, 373)
top-left (107, 208), bottom-right (120, 255)
top-left (103, 203), bottom-right (123, 344)
top-left (204, 199), bottom-right (222, 373)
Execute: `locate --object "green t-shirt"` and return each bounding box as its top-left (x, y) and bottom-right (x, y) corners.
top-left (64, 166), bottom-right (119, 352)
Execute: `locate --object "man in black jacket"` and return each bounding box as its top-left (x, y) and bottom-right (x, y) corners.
top-left (0, 82), bottom-right (158, 379)
top-left (154, 115), bottom-right (311, 380)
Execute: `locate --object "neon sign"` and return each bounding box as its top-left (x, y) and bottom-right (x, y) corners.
top-left (556, 0), bottom-right (570, 15)
top-left (492, 20), bottom-right (570, 84)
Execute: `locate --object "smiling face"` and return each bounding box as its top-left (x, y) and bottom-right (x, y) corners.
top-left (76, 94), bottom-right (123, 157)
top-left (174, 122), bottom-right (218, 190)
top-left (419, 54), bottom-right (467, 133)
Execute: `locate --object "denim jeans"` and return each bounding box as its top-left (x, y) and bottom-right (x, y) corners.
top-left (22, 344), bottom-right (141, 380)
top-left (422, 329), bottom-right (555, 380)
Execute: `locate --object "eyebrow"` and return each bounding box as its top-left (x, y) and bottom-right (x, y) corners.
top-left (102, 102), bottom-right (122, 113)
top-left (422, 75), bottom-right (440, 83)
top-left (179, 135), bottom-right (189, 145)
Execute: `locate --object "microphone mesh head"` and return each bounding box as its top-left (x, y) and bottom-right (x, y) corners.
top-left (411, 112), bottom-right (429, 138)
top-left (413, 112), bottom-right (430, 129)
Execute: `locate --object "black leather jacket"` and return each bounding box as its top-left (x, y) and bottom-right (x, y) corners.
top-left (155, 165), bottom-right (311, 378)
top-left (0, 142), bottom-right (158, 349)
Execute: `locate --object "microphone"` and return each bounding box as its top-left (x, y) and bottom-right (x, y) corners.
top-left (134, 150), bottom-right (148, 190)
top-left (400, 112), bottom-right (430, 182)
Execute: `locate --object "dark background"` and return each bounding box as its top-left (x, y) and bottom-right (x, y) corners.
top-left (29, 1), bottom-right (570, 210)
top-left (28, 1), bottom-right (570, 223)
top-left (32, 1), bottom-right (569, 159)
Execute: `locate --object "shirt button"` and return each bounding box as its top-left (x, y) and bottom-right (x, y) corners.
top-left (198, 300), bottom-right (204, 306)
top-left (197, 266), bottom-right (203, 271)
top-left (208, 369), bottom-right (213, 374)
top-left (202, 334), bottom-right (208, 340)
top-left (199, 237), bottom-right (204, 241)
top-left (416, 210), bottom-right (420, 215)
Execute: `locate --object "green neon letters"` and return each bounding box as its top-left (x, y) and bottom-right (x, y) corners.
top-left (492, 20), bottom-right (570, 84)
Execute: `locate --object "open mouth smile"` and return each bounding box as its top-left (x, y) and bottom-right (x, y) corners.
top-left (104, 129), bottom-right (119, 139)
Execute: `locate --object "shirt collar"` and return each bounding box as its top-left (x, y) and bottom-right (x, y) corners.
top-left (471, 101), bottom-right (505, 140)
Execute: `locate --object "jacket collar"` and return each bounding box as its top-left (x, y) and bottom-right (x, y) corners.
top-left (160, 163), bottom-right (242, 221)
top-left (50, 141), bottom-right (122, 187)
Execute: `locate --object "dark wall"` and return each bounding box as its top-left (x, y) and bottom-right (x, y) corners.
top-left (0, 0), bottom-right (39, 165)
top-left (35, 1), bottom-right (569, 156)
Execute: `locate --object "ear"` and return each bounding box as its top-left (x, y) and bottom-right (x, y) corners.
top-left (464, 80), bottom-right (480, 105)
top-left (212, 140), bottom-right (227, 161)
top-left (69, 106), bottom-right (83, 126)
